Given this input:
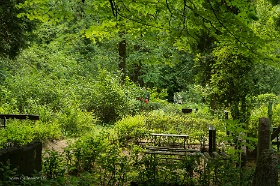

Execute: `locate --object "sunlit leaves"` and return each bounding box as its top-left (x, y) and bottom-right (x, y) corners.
top-left (85, 20), bottom-right (119, 42)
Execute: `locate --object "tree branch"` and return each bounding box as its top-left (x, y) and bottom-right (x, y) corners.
top-left (109, 0), bottom-right (117, 17)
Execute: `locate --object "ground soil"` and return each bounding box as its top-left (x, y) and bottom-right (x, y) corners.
top-left (42, 139), bottom-right (75, 153)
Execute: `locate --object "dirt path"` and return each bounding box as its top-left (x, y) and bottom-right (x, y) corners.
top-left (42, 139), bottom-right (75, 153)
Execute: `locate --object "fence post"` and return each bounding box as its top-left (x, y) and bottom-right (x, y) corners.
top-left (273, 127), bottom-right (279, 152)
top-left (1, 118), bottom-right (6, 128)
top-left (209, 125), bottom-right (216, 155)
top-left (268, 102), bottom-right (273, 148)
top-left (224, 110), bottom-right (229, 136)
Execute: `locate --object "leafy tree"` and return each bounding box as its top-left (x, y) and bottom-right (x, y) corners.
top-left (0, 0), bottom-right (35, 58)
top-left (16, 0), bottom-right (280, 117)
top-left (17, 0), bottom-right (280, 65)
top-left (136, 52), bottom-right (195, 102)
top-left (211, 41), bottom-right (257, 121)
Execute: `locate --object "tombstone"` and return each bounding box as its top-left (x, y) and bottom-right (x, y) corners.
top-left (0, 140), bottom-right (42, 178)
top-left (182, 108), bottom-right (192, 114)
top-left (252, 118), bottom-right (278, 186)
top-left (209, 125), bottom-right (216, 155)
top-left (257, 118), bottom-right (271, 160)
top-left (252, 149), bottom-right (278, 186)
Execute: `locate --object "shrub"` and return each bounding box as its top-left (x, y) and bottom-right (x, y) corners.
top-left (248, 104), bottom-right (267, 135)
top-left (114, 115), bottom-right (147, 145)
top-left (0, 120), bottom-right (62, 149)
top-left (55, 103), bottom-right (96, 137)
top-left (32, 120), bottom-right (62, 141)
top-left (80, 70), bottom-right (143, 124)
top-left (65, 129), bottom-right (112, 173)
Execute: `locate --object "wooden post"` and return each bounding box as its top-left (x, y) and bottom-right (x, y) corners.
top-left (224, 110), bottom-right (228, 120)
top-left (273, 127), bottom-right (279, 152)
top-left (268, 102), bottom-right (273, 148)
top-left (118, 32), bottom-right (126, 83)
top-left (213, 128), bottom-right (216, 152)
top-left (209, 125), bottom-right (216, 155)
top-left (268, 102), bottom-right (273, 126)
top-left (257, 118), bottom-right (271, 161)
top-left (3, 118), bottom-right (5, 128)
top-left (209, 126), bottom-right (213, 155)
top-left (224, 110), bottom-right (229, 136)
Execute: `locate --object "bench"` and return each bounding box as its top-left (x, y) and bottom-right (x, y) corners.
top-left (0, 114), bottom-right (40, 128)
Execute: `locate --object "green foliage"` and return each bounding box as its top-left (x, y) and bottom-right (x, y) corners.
top-left (92, 70), bottom-right (128, 123)
top-left (225, 120), bottom-right (258, 151)
top-left (55, 104), bottom-right (96, 136)
top-left (253, 93), bottom-right (278, 106)
top-left (33, 116), bottom-right (253, 185)
top-left (249, 94), bottom-right (280, 135)
top-left (11, 104), bottom-right (262, 185)
top-left (0, 0), bottom-right (35, 58)
top-left (15, 0), bottom-right (280, 125)
top-left (0, 161), bottom-right (18, 186)
top-left (145, 110), bottom-right (219, 132)
top-left (81, 69), bottom-right (142, 124)
top-left (39, 128), bottom-right (134, 185)
top-left (2, 1), bottom-right (280, 184)
top-left (148, 87), bottom-right (168, 102)
top-left (65, 129), bottom-right (113, 174)
top-left (0, 120), bottom-right (61, 149)
top-left (271, 103), bottom-right (280, 126)
top-left (141, 109), bottom-right (223, 147)
top-left (269, 0), bottom-right (280, 6)
top-left (114, 115), bottom-right (147, 145)
top-left (146, 53), bottom-right (196, 102)
top-left (173, 84), bottom-right (211, 105)
top-left (43, 149), bottom-right (66, 180)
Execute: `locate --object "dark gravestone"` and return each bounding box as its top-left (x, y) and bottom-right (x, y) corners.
top-left (208, 126), bottom-right (216, 155)
top-left (0, 140), bottom-right (42, 177)
top-left (252, 118), bottom-right (278, 186)
top-left (21, 141), bottom-right (42, 175)
top-left (182, 108), bottom-right (192, 114)
top-left (257, 118), bottom-right (270, 161)
top-left (252, 149), bottom-right (278, 186)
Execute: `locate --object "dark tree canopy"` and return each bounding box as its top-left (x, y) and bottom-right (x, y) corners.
top-left (0, 0), bottom-right (35, 58)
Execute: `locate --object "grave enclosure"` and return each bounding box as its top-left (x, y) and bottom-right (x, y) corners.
top-left (0, 114), bottom-right (42, 179)
top-left (0, 111), bottom-right (279, 185)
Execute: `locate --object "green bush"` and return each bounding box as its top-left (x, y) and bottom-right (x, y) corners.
top-left (43, 149), bottom-right (66, 180)
top-left (65, 129), bottom-right (113, 174)
top-left (32, 120), bottom-right (62, 141)
top-left (271, 102), bottom-right (280, 126)
top-left (0, 120), bottom-right (62, 149)
top-left (145, 110), bottom-right (220, 133)
top-left (249, 104), bottom-right (267, 134)
top-left (0, 161), bottom-right (18, 186)
top-left (0, 120), bottom-right (35, 148)
top-left (114, 115), bottom-right (148, 145)
top-left (252, 93), bottom-right (279, 107)
top-left (55, 104), bottom-right (96, 137)
top-left (80, 70), bottom-right (143, 124)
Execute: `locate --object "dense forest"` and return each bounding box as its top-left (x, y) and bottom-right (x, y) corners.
top-left (1, 0), bottom-right (280, 185)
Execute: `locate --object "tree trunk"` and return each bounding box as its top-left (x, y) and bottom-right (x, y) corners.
top-left (118, 39), bottom-right (126, 82)
top-left (132, 62), bottom-right (143, 86)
